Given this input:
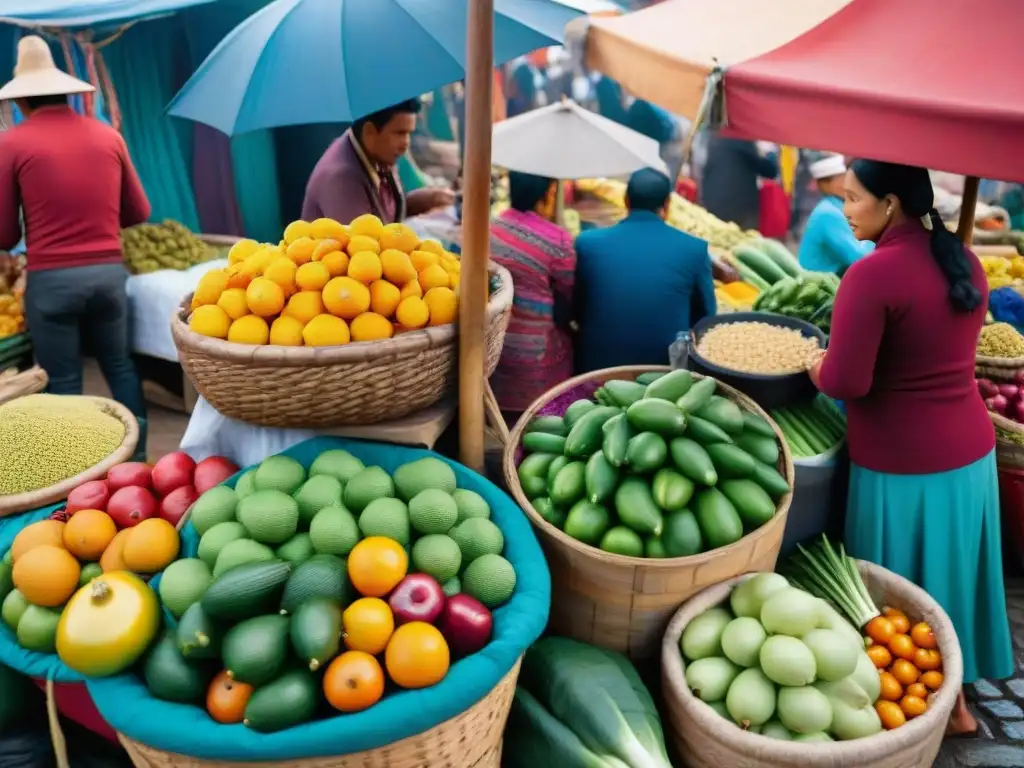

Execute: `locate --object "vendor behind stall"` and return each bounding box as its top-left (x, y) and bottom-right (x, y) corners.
top-left (0, 36), bottom-right (149, 458)
top-left (797, 154), bottom-right (873, 274)
top-left (302, 99), bottom-right (454, 224)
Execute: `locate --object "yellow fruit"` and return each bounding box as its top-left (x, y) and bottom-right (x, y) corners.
top-left (225, 261), bottom-right (257, 290)
top-left (193, 269), bottom-right (230, 306)
top-left (349, 214), bottom-right (385, 240)
top-left (309, 218), bottom-right (349, 242)
top-left (227, 238), bottom-right (261, 265)
top-left (380, 249), bottom-right (418, 285)
top-left (417, 239), bottom-right (445, 256)
top-left (400, 280), bottom-right (423, 299)
top-left (287, 237), bottom-right (317, 266)
top-left (122, 519), bottom-right (180, 574)
top-left (296, 261), bottom-right (331, 291)
top-left (419, 264), bottom-right (450, 291)
top-left (321, 250), bottom-right (350, 277)
top-left (410, 250), bottom-right (440, 272)
top-left (99, 530), bottom-right (131, 573)
top-left (246, 277), bottom-right (286, 317)
top-left (323, 277), bottom-right (371, 319)
top-left (350, 312), bottom-right (394, 342)
top-left (283, 291), bottom-right (325, 324)
top-left (216, 288), bottom-right (250, 321)
top-left (312, 239), bottom-right (343, 262)
top-left (11, 520), bottom-right (66, 561)
top-left (63, 510), bottom-right (117, 562)
top-left (245, 248), bottom-right (276, 274)
top-left (303, 315), bottom-right (350, 347)
top-left (348, 252), bottom-right (383, 285)
top-left (283, 220), bottom-right (313, 244)
top-left (228, 315), bottom-right (270, 345)
top-left (369, 280), bottom-right (401, 318)
top-left (13, 545), bottom-right (80, 607)
top-left (379, 223), bottom-right (419, 253)
top-left (190, 305), bottom-right (231, 339)
top-left (395, 296), bottom-right (429, 330)
top-left (269, 315), bottom-right (305, 346)
top-left (347, 235), bottom-right (381, 257)
top-left (263, 257), bottom-right (298, 294)
top-left (424, 287), bottom-right (458, 326)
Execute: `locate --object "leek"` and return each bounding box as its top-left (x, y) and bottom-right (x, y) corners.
top-left (781, 535), bottom-right (880, 628)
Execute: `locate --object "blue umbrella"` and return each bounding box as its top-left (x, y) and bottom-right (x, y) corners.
top-left (167, 0), bottom-right (616, 135)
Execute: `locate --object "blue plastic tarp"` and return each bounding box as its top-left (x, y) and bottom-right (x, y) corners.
top-left (0, 0), bottom-right (219, 28)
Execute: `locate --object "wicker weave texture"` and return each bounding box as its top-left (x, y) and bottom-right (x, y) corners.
top-left (117, 661), bottom-right (519, 768)
top-left (502, 366), bottom-right (794, 662)
top-left (660, 562), bottom-right (962, 768)
top-left (0, 365), bottom-right (46, 406)
top-left (171, 264), bottom-right (513, 428)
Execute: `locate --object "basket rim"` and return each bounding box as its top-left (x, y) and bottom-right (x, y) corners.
top-left (171, 262), bottom-right (513, 368)
top-left (991, 410), bottom-right (1024, 435)
top-left (501, 365), bottom-right (795, 568)
top-left (0, 396), bottom-right (139, 517)
top-left (976, 352), bottom-right (1024, 367)
top-left (660, 561), bottom-right (963, 759)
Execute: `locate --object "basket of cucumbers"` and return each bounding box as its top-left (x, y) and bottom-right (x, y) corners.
top-left (502, 366), bottom-right (794, 662)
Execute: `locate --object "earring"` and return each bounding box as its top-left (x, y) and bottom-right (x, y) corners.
top-left (886, 206), bottom-right (893, 217)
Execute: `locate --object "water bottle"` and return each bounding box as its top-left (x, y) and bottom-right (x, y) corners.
top-left (668, 331), bottom-right (691, 370)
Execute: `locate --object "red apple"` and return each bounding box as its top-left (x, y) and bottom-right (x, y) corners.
top-left (439, 594), bottom-right (493, 657)
top-left (106, 485), bottom-right (158, 528)
top-left (160, 485), bottom-right (198, 528)
top-left (388, 574), bottom-right (446, 625)
top-left (193, 456), bottom-right (239, 495)
top-left (106, 462), bottom-right (153, 491)
top-left (151, 452), bottom-right (197, 497)
top-left (66, 480), bottom-right (110, 516)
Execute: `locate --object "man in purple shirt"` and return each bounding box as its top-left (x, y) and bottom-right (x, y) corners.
top-left (302, 99), bottom-right (453, 224)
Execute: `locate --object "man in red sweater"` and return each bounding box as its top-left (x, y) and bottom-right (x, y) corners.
top-left (0, 36), bottom-right (151, 454)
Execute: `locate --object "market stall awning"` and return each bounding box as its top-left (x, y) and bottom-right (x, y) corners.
top-left (0, 0), bottom-right (219, 28)
top-left (586, 0), bottom-right (1024, 182)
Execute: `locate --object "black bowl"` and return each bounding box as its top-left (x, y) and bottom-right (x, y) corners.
top-left (687, 312), bottom-right (827, 410)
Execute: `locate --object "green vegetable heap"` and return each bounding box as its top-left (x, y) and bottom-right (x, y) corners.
top-left (770, 397), bottom-right (847, 458)
top-left (121, 220), bottom-right (219, 275)
top-left (753, 273), bottom-right (840, 334)
top-left (517, 370), bottom-right (791, 560)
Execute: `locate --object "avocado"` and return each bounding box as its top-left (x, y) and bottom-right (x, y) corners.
top-left (280, 555), bottom-right (350, 614)
top-left (145, 633), bottom-right (214, 704)
top-left (243, 669), bottom-right (319, 733)
top-left (222, 614), bottom-right (290, 686)
top-left (289, 597), bottom-right (342, 672)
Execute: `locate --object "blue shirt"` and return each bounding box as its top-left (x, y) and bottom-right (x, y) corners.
top-left (625, 100), bottom-right (677, 145)
top-left (574, 210), bottom-right (716, 373)
top-left (798, 195), bottom-right (874, 273)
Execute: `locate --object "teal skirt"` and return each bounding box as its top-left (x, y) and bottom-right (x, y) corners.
top-left (845, 450), bottom-right (1014, 684)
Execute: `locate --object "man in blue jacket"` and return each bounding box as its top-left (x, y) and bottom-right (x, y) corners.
top-left (574, 169), bottom-right (716, 373)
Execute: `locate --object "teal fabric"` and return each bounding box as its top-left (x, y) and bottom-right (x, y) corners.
top-left (397, 154), bottom-right (429, 194)
top-left (87, 436), bottom-right (550, 762)
top-left (845, 449), bottom-right (1014, 684)
top-left (0, 504), bottom-right (86, 683)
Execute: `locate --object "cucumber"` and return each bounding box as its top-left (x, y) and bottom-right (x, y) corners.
top-left (694, 396), bottom-right (745, 435)
top-left (532, 497), bottom-right (567, 529)
top-left (625, 432), bottom-right (668, 473)
top-left (522, 432), bottom-right (567, 455)
top-left (603, 380), bottom-right (649, 407)
top-left (662, 509), bottom-right (704, 557)
top-left (243, 669), bottom-right (318, 733)
top-left (694, 488), bottom-right (744, 549)
top-left (751, 461), bottom-right (791, 499)
top-left (651, 468), bottom-right (695, 512)
top-left (676, 377), bottom-right (717, 413)
top-left (734, 433), bottom-right (780, 466)
top-left (601, 413), bottom-right (634, 468)
top-left (518, 452), bottom-right (558, 498)
top-left (547, 455), bottom-right (570, 491)
top-left (635, 372), bottom-right (666, 386)
top-left (759, 239), bottom-right (802, 277)
top-left (280, 555), bottom-right (350, 614)
top-left (719, 479), bottom-right (776, 528)
top-left (563, 500), bottom-right (611, 545)
top-left (625, 399), bottom-right (687, 437)
top-left (733, 243), bottom-right (789, 284)
top-left (565, 406), bottom-right (621, 458)
top-left (176, 602), bottom-right (223, 660)
top-left (599, 526), bottom-right (644, 557)
top-left (668, 438), bottom-right (717, 486)
top-left (706, 443), bottom-right (757, 479)
top-left (564, 400), bottom-right (597, 427)
top-left (201, 560), bottom-right (292, 621)
top-left (742, 412), bottom-right (777, 439)
top-left (289, 596), bottom-right (342, 672)
top-left (585, 452), bottom-right (619, 505)
top-left (526, 415), bottom-right (567, 436)
top-left (643, 369), bottom-right (693, 402)
top-left (645, 536), bottom-right (668, 558)
top-left (550, 461), bottom-right (587, 506)
top-left (613, 478), bottom-right (664, 537)
top-left (594, 387), bottom-right (615, 407)
top-left (685, 415), bottom-right (733, 445)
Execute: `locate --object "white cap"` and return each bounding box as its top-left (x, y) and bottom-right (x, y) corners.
top-left (0, 36), bottom-right (94, 101)
top-left (810, 154), bottom-right (847, 180)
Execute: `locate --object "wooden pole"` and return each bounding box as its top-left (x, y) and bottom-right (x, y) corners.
top-left (957, 175), bottom-right (980, 245)
top-left (458, 0), bottom-right (495, 472)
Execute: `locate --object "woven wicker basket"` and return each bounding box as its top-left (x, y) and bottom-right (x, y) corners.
top-left (660, 562), bottom-right (962, 768)
top-left (0, 396), bottom-right (139, 518)
top-left (171, 263), bottom-right (513, 428)
top-left (976, 352), bottom-right (1024, 382)
top-left (990, 410), bottom-right (1024, 468)
top-left (0, 365), bottom-right (46, 406)
top-left (502, 366), bottom-right (794, 662)
top-left (116, 659), bottom-right (520, 768)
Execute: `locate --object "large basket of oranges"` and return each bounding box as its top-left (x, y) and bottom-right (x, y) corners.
top-left (171, 217), bottom-right (513, 428)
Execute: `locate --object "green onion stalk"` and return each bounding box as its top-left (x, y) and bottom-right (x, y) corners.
top-left (781, 535), bottom-right (880, 628)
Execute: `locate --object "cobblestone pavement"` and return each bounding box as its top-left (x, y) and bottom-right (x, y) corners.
top-left (935, 581), bottom-right (1024, 767)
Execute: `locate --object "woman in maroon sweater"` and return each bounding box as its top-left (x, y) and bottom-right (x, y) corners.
top-left (810, 160), bottom-right (1012, 735)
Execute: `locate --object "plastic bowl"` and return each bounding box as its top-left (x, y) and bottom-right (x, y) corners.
top-left (687, 312), bottom-right (826, 410)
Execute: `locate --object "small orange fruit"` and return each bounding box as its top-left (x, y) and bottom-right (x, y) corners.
top-left (899, 694), bottom-right (927, 719)
top-left (228, 314), bottom-right (270, 345)
top-left (189, 305), bottom-right (231, 339)
top-left (920, 670), bottom-right (944, 690)
top-left (263, 257), bottom-right (298, 293)
top-left (865, 616), bottom-right (896, 645)
top-left (286, 237), bottom-right (318, 265)
top-left (216, 288), bottom-right (250, 321)
top-left (888, 633), bottom-right (916, 661)
top-left (342, 598), bottom-right (394, 654)
top-left (906, 682), bottom-right (928, 700)
top-left (369, 279), bottom-right (402, 318)
top-left (879, 670), bottom-right (903, 701)
top-left (350, 312), bottom-right (394, 342)
top-left (419, 264), bottom-right (449, 291)
top-left (910, 622), bottom-right (937, 650)
top-left (11, 519), bottom-right (66, 561)
top-left (347, 536), bottom-right (408, 598)
top-left (283, 220), bottom-right (313, 244)
top-left (207, 671), bottom-right (253, 724)
top-left (13, 545), bottom-right (81, 607)
top-left (227, 238), bottom-right (260, 265)
top-left (122, 518), bottom-right (180, 574)
top-left (395, 296), bottom-right (429, 330)
top-left (379, 223), bottom-right (419, 254)
top-left (410, 249), bottom-right (440, 272)
top-left (347, 234), bottom-right (381, 257)
top-left (424, 286), bottom-right (458, 326)
top-left (913, 648), bottom-right (942, 671)
top-left (884, 607), bottom-right (911, 634)
top-left (324, 651), bottom-right (385, 713)
top-left (311, 238), bottom-right (343, 262)
top-left (302, 314), bottom-right (350, 347)
top-left (321, 250), bottom-right (350, 277)
top-left (245, 277), bottom-right (286, 317)
top-left (348, 252), bottom-right (383, 284)
top-left (349, 214), bottom-right (385, 240)
top-left (866, 644), bottom-right (892, 669)
top-left (380, 249), bottom-right (418, 285)
top-left (309, 218), bottom-right (349, 242)
top-left (269, 316), bottom-right (305, 346)
top-left (417, 239), bottom-right (445, 256)
top-left (890, 658), bottom-right (920, 686)
top-left (876, 700), bottom-right (906, 730)
top-left (296, 261), bottom-right (331, 292)
top-left (99, 529), bottom-right (131, 572)
top-left (62, 509), bottom-right (117, 562)
top-left (385, 622), bottom-right (450, 689)
top-left (323, 276), bottom-right (370, 319)
top-left (283, 290), bottom-right (324, 324)
top-left (400, 279), bottom-right (423, 300)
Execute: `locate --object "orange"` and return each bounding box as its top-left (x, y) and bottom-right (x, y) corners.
top-left (348, 252), bottom-right (383, 284)
top-left (263, 257), bottom-right (298, 293)
top-left (207, 671), bottom-right (253, 724)
top-left (864, 616), bottom-right (895, 645)
top-left (369, 280), bottom-right (401, 318)
top-left (400, 279), bottom-right (423, 300)
top-left (227, 238), bottom-right (261, 265)
top-left (286, 237), bottom-right (318, 265)
top-left (269, 316), bottom-right (305, 346)
top-left (350, 312), bottom-right (394, 342)
top-left (385, 622), bottom-right (450, 690)
top-left (899, 694), bottom-right (927, 719)
top-left (424, 287), bottom-right (457, 326)
top-left (283, 291), bottom-right (325, 324)
top-left (311, 238), bottom-right (343, 262)
top-left (302, 315), bottom-right (350, 347)
top-left (296, 261), bottom-right (331, 292)
top-left (122, 518), bottom-right (180, 574)
top-left (63, 509), bottom-right (117, 562)
top-left (320, 250), bottom-right (350, 277)
top-left (216, 288), bottom-right (250, 321)
top-left (225, 262), bottom-right (255, 290)
top-left (906, 682), bottom-right (928, 700)
top-left (876, 700), bottom-right (906, 730)
top-left (920, 670), bottom-right (944, 690)
top-left (416, 239), bottom-right (445, 256)
top-left (349, 214), bottom-right (385, 240)
top-left (395, 296), bottom-right (429, 330)
top-left (866, 644), bottom-right (892, 669)
top-left (379, 223), bottom-right (419, 253)
top-left (322, 277), bottom-right (370, 320)
top-left (347, 235), bottom-right (381, 257)
top-left (418, 264), bottom-right (449, 291)
top-left (410, 250), bottom-right (440, 272)
top-left (883, 607), bottom-right (911, 634)
top-left (309, 218), bottom-right (349, 243)
top-left (193, 269), bottom-right (230, 306)
top-left (245, 277), bottom-right (286, 317)
top-left (189, 305), bottom-right (231, 339)
top-left (913, 648), bottom-right (942, 671)
top-left (11, 519), bottom-right (66, 561)
top-left (380, 249), bottom-right (418, 285)
top-left (283, 220), bottom-right (313, 244)
top-left (878, 670), bottom-right (903, 701)
top-left (99, 529), bottom-right (131, 572)
top-left (890, 658), bottom-right (919, 686)
top-left (347, 536), bottom-right (407, 598)
top-left (910, 622), bottom-right (937, 650)
top-left (324, 651), bottom-right (385, 713)
top-left (342, 598), bottom-right (394, 654)
top-left (13, 545), bottom-right (80, 607)
top-left (887, 633), bottom-right (916, 661)
top-left (228, 315), bottom-right (270, 345)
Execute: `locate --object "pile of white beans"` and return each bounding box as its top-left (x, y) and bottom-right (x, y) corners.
top-left (696, 321), bottom-right (821, 375)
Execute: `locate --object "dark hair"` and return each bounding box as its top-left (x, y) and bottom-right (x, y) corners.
top-left (508, 172), bottom-right (553, 213)
top-left (353, 98), bottom-right (421, 139)
top-left (849, 159), bottom-right (981, 313)
top-left (626, 168), bottom-right (672, 213)
top-left (22, 94), bottom-right (68, 110)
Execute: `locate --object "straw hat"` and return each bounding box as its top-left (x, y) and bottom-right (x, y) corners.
top-left (0, 36), bottom-right (94, 102)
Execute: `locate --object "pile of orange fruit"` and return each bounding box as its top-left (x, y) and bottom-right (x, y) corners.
top-left (863, 607), bottom-right (944, 731)
top-left (187, 215), bottom-right (463, 347)
top-left (0, 291), bottom-right (24, 339)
